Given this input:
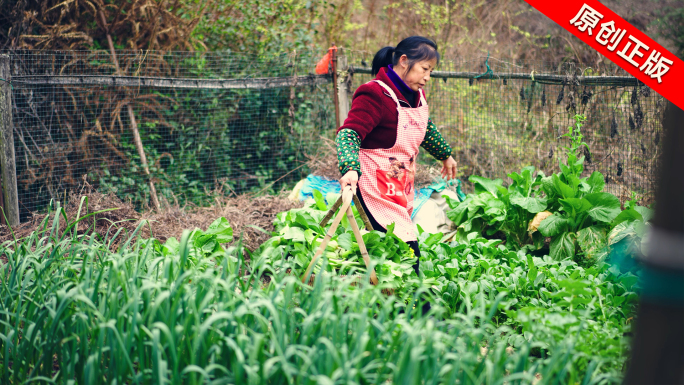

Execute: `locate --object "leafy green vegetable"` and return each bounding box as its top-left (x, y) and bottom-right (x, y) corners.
top-left (448, 114), bottom-right (652, 262)
top-left (0, 192), bottom-right (641, 384)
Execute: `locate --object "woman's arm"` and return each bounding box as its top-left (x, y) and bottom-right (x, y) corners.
top-left (336, 84), bottom-right (385, 192)
top-left (421, 118), bottom-right (452, 160)
top-left (336, 128), bottom-right (362, 177)
top-left (421, 118), bottom-right (458, 180)
top-left (337, 129), bottom-right (361, 192)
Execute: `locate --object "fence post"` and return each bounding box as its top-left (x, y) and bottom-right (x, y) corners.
top-left (337, 55), bottom-right (350, 125)
top-left (331, 46), bottom-right (341, 129)
top-left (0, 54), bottom-right (20, 227)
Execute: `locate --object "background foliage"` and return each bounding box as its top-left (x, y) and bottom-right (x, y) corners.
top-left (2, 0), bottom-right (681, 58)
top-left (1, 0), bottom-right (676, 215)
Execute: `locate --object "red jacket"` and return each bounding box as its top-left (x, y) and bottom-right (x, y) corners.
top-left (337, 67), bottom-right (425, 149)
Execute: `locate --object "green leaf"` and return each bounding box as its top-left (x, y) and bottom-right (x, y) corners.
top-left (585, 172), bottom-right (605, 193)
top-left (337, 232), bottom-right (352, 250)
top-left (559, 162), bottom-right (572, 180)
top-left (443, 194), bottom-right (461, 209)
top-left (510, 192), bottom-right (548, 213)
top-left (576, 225), bottom-right (607, 259)
top-left (611, 208), bottom-right (643, 227)
top-left (295, 213), bottom-right (319, 230)
top-left (508, 171), bottom-right (525, 187)
top-left (550, 232), bottom-right (576, 260)
top-left (566, 174), bottom-right (581, 191)
top-left (446, 201), bottom-right (470, 225)
top-left (470, 175), bottom-right (503, 195)
top-left (527, 265), bottom-right (538, 283)
top-left (163, 237), bottom-right (180, 256)
top-left (444, 261), bottom-right (459, 277)
top-left (533, 272), bottom-right (546, 286)
top-left (552, 174), bottom-right (575, 199)
top-left (540, 176), bottom-right (556, 198)
top-left (312, 189), bottom-right (327, 211)
top-left (575, 155), bottom-right (585, 172)
top-left (195, 234), bottom-right (218, 253)
top-left (205, 217), bottom-right (234, 243)
top-left (305, 229), bottom-right (317, 245)
top-left (559, 198), bottom-right (592, 215)
top-left (283, 226), bottom-right (306, 242)
top-left (424, 232), bottom-right (444, 247)
top-left (538, 214), bottom-right (572, 237)
top-left (635, 206), bottom-right (654, 222)
top-left (584, 193), bottom-right (621, 223)
top-left (608, 221), bottom-right (636, 245)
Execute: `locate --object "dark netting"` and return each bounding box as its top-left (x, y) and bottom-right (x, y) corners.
top-left (6, 49), bottom-right (663, 221)
top-left (8, 50), bottom-right (335, 220)
top-left (344, 49), bottom-right (664, 202)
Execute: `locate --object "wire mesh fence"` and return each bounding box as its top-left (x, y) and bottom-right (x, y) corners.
top-left (5, 49), bottom-right (663, 221)
top-left (345, 49), bottom-right (664, 201)
top-left (8, 50), bottom-right (335, 221)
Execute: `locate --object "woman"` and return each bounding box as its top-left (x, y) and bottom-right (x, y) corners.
top-left (336, 36), bottom-right (458, 275)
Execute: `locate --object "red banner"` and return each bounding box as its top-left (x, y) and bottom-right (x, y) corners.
top-left (524, 0), bottom-right (684, 110)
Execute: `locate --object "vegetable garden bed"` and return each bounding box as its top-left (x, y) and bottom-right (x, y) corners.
top-left (0, 117), bottom-right (648, 384)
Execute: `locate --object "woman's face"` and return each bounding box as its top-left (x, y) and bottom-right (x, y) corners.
top-left (396, 55), bottom-right (437, 92)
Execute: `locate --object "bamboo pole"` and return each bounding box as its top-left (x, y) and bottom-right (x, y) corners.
top-left (319, 195), bottom-right (343, 227)
top-left (345, 205), bottom-right (378, 285)
top-left (0, 54), bottom-right (20, 227)
top-left (352, 194), bottom-right (373, 231)
top-left (98, 9), bottom-right (161, 211)
top-left (303, 187), bottom-right (353, 284)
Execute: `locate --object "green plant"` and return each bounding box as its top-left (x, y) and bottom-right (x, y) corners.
top-left (256, 190), bottom-right (421, 292)
top-left (0, 200), bottom-right (634, 384)
top-left (258, 194), bottom-right (639, 378)
top-left (418, 230), bottom-right (637, 375)
top-left (652, 2), bottom-right (684, 58)
top-left (535, 116), bottom-right (621, 261)
top-left (446, 114), bottom-right (651, 263)
top-left (561, 114), bottom-right (590, 171)
top-left (445, 167), bottom-right (548, 249)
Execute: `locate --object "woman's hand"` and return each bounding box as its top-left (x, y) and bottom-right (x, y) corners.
top-left (339, 170), bottom-right (359, 193)
top-left (441, 157), bottom-right (458, 181)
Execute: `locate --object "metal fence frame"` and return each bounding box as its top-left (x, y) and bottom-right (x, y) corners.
top-left (0, 50), bottom-right (663, 226)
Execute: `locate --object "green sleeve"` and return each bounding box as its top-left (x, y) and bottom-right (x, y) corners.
top-left (336, 129), bottom-right (362, 176)
top-left (421, 118), bottom-right (452, 161)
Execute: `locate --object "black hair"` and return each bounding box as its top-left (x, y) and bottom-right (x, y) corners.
top-left (371, 36), bottom-right (440, 76)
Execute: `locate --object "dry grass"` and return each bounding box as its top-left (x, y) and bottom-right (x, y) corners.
top-left (2, 0), bottom-right (206, 50)
top-left (0, 183), bottom-right (302, 252)
top-left (142, 194), bottom-right (302, 251)
top-left (325, 0), bottom-right (677, 64)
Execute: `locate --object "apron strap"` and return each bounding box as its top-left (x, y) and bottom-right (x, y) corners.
top-left (370, 80), bottom-right (401, 109)
top-left (418, 89), bottom-right (427, 107)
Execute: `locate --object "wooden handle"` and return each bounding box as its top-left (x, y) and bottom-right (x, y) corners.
top-left (319, 195), bottom-right (343, 227)
top-left (346, 205), bottom-right (378, 285)
top-left (352, 194), bottom-right (374, 231)
top-left (303, 186), bottom-right (354, 283)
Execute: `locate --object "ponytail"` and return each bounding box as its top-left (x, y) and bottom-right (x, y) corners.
top-left (371, 46), bottom-right (395, 76)
top-left (370, 36), bottom-right (440, 76)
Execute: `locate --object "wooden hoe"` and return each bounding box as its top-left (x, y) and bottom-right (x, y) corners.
top-left (302, 186), bottom-right (379, 285)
